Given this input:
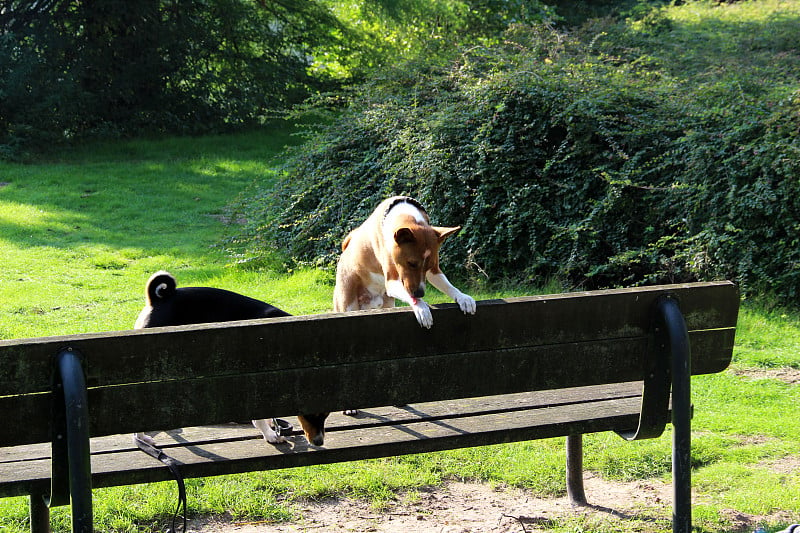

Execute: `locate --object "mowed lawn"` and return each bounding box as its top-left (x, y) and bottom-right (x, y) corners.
top-left (0, 124), bottom-right (333, 340)
top-left (1, 128), bottom-right (799, 532)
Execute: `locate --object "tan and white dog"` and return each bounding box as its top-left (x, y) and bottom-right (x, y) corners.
top-left (333, 196), bottom-right (476, 329)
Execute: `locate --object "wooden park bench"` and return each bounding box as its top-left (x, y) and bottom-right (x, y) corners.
top-left (0, 281), bottom-right (738, 533)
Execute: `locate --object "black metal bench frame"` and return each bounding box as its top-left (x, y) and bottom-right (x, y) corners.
top-left (0, 282), bottom-right (739, 533)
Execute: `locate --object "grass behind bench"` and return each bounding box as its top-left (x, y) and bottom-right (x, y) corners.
top-left (1, 130), bottom-right (799, 532)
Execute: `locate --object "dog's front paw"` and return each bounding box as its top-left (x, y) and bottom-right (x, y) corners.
top-left (412, 300), bottom-right (433, 329)
top-left (343, 409), bottom-right (358, 416)
top-left (456, 293), bottom-right (477, 315)
top-left (252, 418), bottom-right (288, 445)
top-left (266, 433), bottom-right (288, 445)
top-left (133, 432), bottom-right (156, 447)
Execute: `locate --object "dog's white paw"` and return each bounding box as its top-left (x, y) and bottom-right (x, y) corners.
top-left (456, 293), bottom-right (476, 315)
top-left (412, 300), bottom-right (433, 329)
top-left (252, 419), bottom-right (288, 445)
top-left (343, 409), bottom-right (358, 416)
top-left (133, 432), bottom-right (156, 447)
top-left (266, 433), bottom-right (288, 444)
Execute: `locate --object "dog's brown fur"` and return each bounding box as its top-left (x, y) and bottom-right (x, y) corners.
top-left (333, 196), bottom-right (476, 329)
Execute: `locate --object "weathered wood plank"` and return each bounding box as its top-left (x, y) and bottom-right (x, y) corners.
top-left (0, 282), bottom-right (738, 395)
top-left (0, 327), bottom-right (732, 445)
top-left (0, 391), bottom-right (644, 497)
top-left (0, 382), bottom-right (644, 463)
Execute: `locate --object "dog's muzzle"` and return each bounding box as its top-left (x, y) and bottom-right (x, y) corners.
top-left (310, 432), bottom-right (325, 446)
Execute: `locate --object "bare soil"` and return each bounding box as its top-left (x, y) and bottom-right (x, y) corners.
top-left (189, 470), bottom-right (800, 532)
top-left (732, 367), bottom-right (800, 385)
top-left (191, 475), bottom-right (676, 532)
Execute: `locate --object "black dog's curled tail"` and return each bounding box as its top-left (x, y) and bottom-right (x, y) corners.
top-left (145, 270), bottom-right (177, 305)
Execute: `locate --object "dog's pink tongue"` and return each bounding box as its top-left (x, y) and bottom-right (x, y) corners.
top-left (411, 297), bottom-right (418, 305)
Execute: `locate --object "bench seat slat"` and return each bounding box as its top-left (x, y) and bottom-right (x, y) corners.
top-left (0, 383), bottom-right (646, 497)
top-left (1, 382), bottom-right (644, 464)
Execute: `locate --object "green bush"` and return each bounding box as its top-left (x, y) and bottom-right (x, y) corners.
top-left (231, 3), bottom-right (800, 302)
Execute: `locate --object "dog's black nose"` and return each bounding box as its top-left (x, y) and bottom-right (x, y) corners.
top-left (414, 287), bottom-right (425, 298)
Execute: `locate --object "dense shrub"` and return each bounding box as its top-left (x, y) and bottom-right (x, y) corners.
top-left (231, 5), bottom-right (800, 302)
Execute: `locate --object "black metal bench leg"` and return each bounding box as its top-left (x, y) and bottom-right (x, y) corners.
top-left (54, 349), bottom-right (93, 533)
top-left (566, 434), bottom-right (587, 506)
top-left (30, 495), bottom-right (50, 533)
top-left (658, 296), bottom-right (692, 533)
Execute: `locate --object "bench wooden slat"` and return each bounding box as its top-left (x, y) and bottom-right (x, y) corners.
top-left (0, 282), bottom-right (738, 396)
top-left (0, 383), bottom-right (645, 497)
top-left (0, 382), bottom-right (644, 464)
top-left (0, 327), bottom-right (733, 446)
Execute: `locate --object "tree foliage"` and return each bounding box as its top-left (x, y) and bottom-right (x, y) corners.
top-left (0, 0), bottom-right (550, 157)
top-left (0, 0), bottom-right (342, 155)
top-left (315, 0), bottom-right (556, 78)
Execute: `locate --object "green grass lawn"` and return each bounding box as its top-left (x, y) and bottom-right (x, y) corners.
top-left (1, 126), bottom-right (799, 533)
top-left (0, 124), bottom-right (327, 340)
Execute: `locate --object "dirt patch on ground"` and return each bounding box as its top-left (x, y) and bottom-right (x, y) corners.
top-left (189, 474), bottom-right (799, 532)
top-left (759, 454), bottom-right (800, 476)
top-left (732, 367), bottom-right (800, 385)
top-left (191, 475), bottom-right (676, 532)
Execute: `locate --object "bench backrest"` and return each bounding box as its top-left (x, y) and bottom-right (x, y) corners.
top-left (0, 282), bottom-right (738, 447)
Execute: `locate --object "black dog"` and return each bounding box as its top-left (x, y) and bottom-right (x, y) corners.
top-left (134, 270), bottom-right (329, 446)
top-left (135, 270), bottom-right (290, 327)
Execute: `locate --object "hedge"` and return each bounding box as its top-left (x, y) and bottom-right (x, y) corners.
top-left (230, 10), bottom-right (800, 302)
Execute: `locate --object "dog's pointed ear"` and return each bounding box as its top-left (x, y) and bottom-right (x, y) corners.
top-left (394, 227), bottom-right (416, 244)
top-left (433, 226), bottom-right (462, 242)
